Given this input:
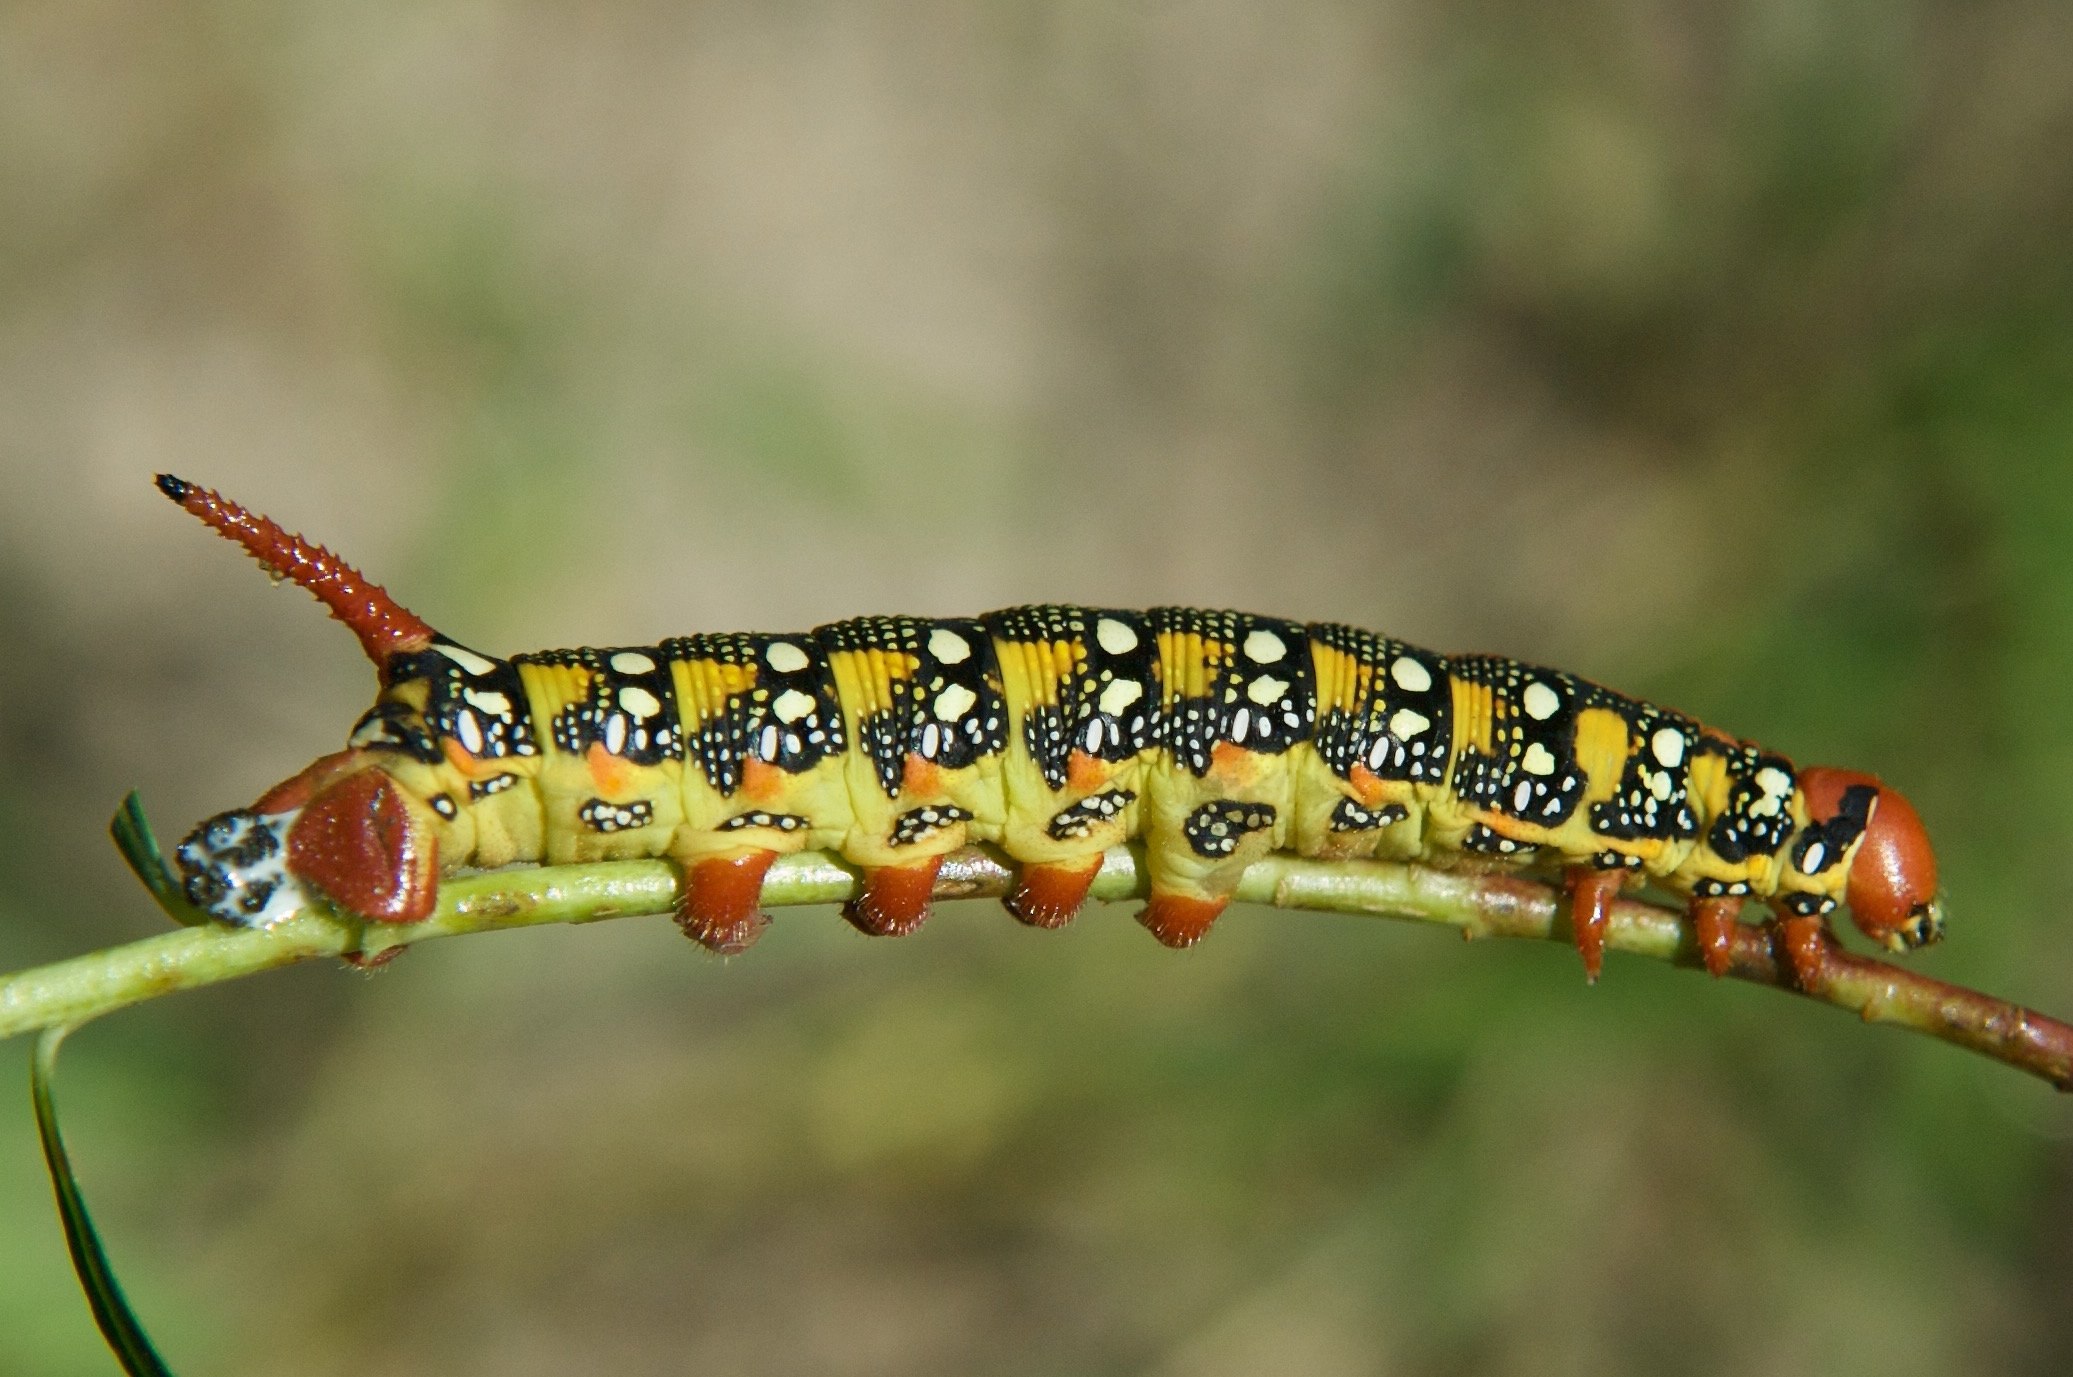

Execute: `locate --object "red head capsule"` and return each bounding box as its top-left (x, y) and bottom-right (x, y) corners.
top-left (1797, 766), bottom-right (1944, 953)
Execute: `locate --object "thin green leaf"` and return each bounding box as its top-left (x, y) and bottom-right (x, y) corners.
top-left (30, 1028), bottom-right (178, 1377)
top-left (108, 793), bottom-right (205, 928)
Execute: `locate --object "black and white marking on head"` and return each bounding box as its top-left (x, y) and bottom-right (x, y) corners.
top-left (174, 808), bottom-right (307, 927)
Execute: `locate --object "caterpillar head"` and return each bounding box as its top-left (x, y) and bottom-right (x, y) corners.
top-left (160, 475), bottom-right (446, 927)
top-left (1797, 766), bottom-right (1944, 954)
top-left (176, 753), bottom-right (441, 927)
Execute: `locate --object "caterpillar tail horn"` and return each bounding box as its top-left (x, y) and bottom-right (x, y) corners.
top-left (155, 475), bottom-right (435, 673)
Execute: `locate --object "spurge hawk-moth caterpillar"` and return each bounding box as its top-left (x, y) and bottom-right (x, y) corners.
top-left (159, 475), bottom-right (1945, 988)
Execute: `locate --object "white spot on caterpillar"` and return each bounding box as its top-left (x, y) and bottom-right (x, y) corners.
top-left (1802, 840), bottom-right (1827, 872)
top-left (1513, 780), bottom-right (1534, 811)
top-left (1096, 618), bottom-right (1138, 655)
top-left (765, 642), bottom-right (810, 674)
top-left (1391, 657), bottom-right (1432, 693)
top-left (1521, 743), bottom-right (1556, 775)
top-left (1099, 678), bottom-right (1142, 716)
top-left (1752, 766), bottom-right (1793, 817)
top-left (1083, 720), bottom-right (1104, 754)
top-left (929, 628), bottom-right (971, 663)
top-left (436, 642), bottom-right (499, 676)
top-left (463, 688), bottom-right (512, 717)
top-left (603, 714), bottom-right (628, 755)
top-left (921, 722), bottom-right (941, 758)
top-left (618, 686), bottom-right (662, 719)
top-left (1230, 706), bottom-right (1251, 741)
top-left (757, 724), bottom-right (779, 760)
top-left (1648, 770), bottom-right (1673, 801)
top-left (610, 651), bottom-right (656, 675)
top-left (773, 688), bottom-right (816, 723)
top-left (455, 711), bottom-right (484, 755)
top-left (1243, 628), bottom-right (1287, 663)
top-left (1246, 675), bottom-right (1289, 705)
top-left (1390, 708), bottom-right (1431, 739)
top-left (1523, 681), bottom-right (1560, 721)
top-left (1651, 728), bottom-right (1685, 767)
top-left (934, 683), bottom-right (978, 721)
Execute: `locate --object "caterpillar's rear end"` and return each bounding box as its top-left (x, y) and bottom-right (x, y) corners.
top-left (160, 477), bottom-right (1945, 989)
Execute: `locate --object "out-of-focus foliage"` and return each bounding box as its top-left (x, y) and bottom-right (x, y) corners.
top-left (4, 2), bottom-right (2072, 1373)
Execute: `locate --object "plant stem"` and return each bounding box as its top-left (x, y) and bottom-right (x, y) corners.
top-left (2, 835), bottom-right (2070, 1090)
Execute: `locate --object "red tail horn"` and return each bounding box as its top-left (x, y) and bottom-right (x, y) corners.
top-left (157, 475), bottom-right (434, 667)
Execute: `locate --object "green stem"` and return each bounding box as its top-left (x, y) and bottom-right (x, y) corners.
top-left (2, 801), bottom-right (2070, 1091)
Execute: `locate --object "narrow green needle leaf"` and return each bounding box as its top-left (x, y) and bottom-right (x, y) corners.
top-left (31, 1028), bottom-right (178, 1377)
top-left (108, 794), bottom-right (204, 929)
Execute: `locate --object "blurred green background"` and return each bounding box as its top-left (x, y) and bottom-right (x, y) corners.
top-left (4, 2), bottom-right (2073, 1373)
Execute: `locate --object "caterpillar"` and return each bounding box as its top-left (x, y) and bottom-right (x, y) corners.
top-left (159, 475), bottom-right (1944, 988)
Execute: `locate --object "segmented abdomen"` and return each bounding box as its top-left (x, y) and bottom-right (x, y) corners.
top-left (354, 606), bottom-right (1861, 916)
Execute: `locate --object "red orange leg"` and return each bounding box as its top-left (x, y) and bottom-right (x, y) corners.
top-left (676, 850), bottom-right (779, 956)
top-left (1138, 892), bottom-right (1227, 949)
top-left (1688, 896), bottom-right (1741, 978)
top-left (1772, 912), bottom-right (1831, 992)
top-left (1005, 858), bottom-right (1104, 930)
top-left (1564, 866), bottom-right (1625, 984)
top-left (843, 857), bottom-right (944, 937)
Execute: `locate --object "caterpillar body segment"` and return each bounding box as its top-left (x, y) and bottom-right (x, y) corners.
top-left (160, 478), bottom-right (1947, 984)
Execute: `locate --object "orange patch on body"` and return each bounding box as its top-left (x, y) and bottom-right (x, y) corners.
top-left (585, 742), bottom-right (632, 795)
top-left (441, 737), bottom-right (494, 778)
top-left (1208, 741), bottom-right (1254, 784)
top-left (742, 757), bottom-right (786, 803)
top-left (902, 754), bottom-right (942, 797)
top-left (1066, 749), bottom-right (1107, 794)
top-left (1348, 763), bottom-right (1385, 803)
